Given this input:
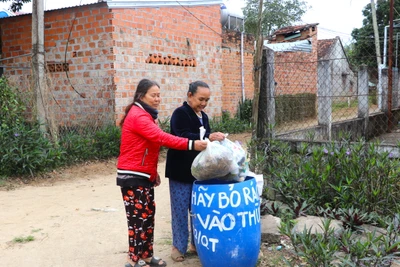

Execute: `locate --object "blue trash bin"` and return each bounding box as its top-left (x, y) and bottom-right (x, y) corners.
top-left (191, 176), bottom-right (261, 267)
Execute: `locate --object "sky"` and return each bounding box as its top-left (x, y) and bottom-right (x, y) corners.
top-left (226, 0), bottom-right (371, 44)
top-left (1, 0), bottom-right (371, 43)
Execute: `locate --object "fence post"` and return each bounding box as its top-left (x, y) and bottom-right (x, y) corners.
top-left (358, 65), bottom-right (369, 138)
top-left (317, 60), bottom-right (332, 140)
top-left (266, 49), bottom-right (275, 138)
top-left (381, 68), bottom-right (388, 112)
top-left (259, 48), bottom-right (275, 139)
top-left (392, 68), bottom-right (399, 108)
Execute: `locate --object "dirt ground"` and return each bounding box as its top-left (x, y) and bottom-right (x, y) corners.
top-left (2, 132), bottom-right (293, 267)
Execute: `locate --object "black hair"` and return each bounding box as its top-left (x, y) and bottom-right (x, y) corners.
top-left (120, 79), bottom-right (160, 127)
top-left (188, 80), bottom-right (210, 95)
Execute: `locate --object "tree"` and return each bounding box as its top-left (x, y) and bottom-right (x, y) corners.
top-left (350, 0), bottom-right (400, 70)
top-left (1, 0), bottom-right (31, 12)
top-left (243, 0), bottom-right (309, 36)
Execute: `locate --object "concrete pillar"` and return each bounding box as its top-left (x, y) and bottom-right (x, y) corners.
top-left (381, 68), bottom-right (388, 112)
top-left (358, 65), bottom-right (369, 137)
top-left (392, 67), bottom-right (399, 108)
top-left (317, 60), bottom-right (332, 140)
top-left (266, 48), bottom-right (275, 138)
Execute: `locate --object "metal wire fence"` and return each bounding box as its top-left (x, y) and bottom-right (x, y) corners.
top-left (258, 38), bottom-right (400, 143)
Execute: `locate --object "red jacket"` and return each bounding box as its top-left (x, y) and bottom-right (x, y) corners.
top-left (117, 104), bottom-right (194, 182)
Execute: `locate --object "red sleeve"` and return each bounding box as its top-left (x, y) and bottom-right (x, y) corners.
top-left (134, 112), bottom-right (193, 150)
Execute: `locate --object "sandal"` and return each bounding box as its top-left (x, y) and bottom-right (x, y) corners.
top-left (171, 248), bottom-right (185, 262)
top-left (187, 244), bottom-right (197, 255)
top-left (145, 256), bottom-right (167, 267)
top-left (125, 260), bottom-right (150, 267)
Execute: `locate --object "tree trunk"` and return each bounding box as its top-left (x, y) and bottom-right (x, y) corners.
top-left (251, 0), bottom-right (264, 140)
top-left (370, 0), bottom-right (382, 67)
top-left (32, 0), bottom-right (47, 134)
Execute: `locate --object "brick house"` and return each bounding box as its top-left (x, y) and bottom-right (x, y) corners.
top-left (264, 23), bottom-right (354, 99)
top-left (265, 23), bottom-right (319, 96)
top-left (0, 0), bottom-right (254, 128)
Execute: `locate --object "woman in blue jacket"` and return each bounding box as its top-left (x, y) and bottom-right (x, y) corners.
top-left (165, 81), bottom-right (225, 262)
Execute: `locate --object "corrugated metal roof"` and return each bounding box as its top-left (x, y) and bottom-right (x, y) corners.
top-left (264, 39), bottom-right (312, 53)
top-left (106, 0), bottom-right (224, 8)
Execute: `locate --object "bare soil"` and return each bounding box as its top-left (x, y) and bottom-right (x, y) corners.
top-left (0, 132), bottom-right (298, 267)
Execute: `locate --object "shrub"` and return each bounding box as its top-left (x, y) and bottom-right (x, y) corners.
top-left (0, 77), bottom-right (25, 128)
top-left (210, 110), bottom-right (251, 134)
top-left (58, 125), bottom-right (121, 164)
top-left (275, 93), bottom-right (316, 124)
top-left (0, 78), bottom-right (64, 177)
top-left (253, 139), bottom-right (400, 219)
top-left (236, 98), bottom-right (253, 124)
top-left (0, 122), bottom-right (64, 176)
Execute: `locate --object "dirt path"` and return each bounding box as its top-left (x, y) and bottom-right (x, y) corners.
top-left (0, 133), bottom-right (252, 267)
top-left (0, 160), bottom-right (203, 267)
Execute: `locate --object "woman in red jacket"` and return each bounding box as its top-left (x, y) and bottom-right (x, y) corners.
top-left (117, 79), bottom-right (207, 267)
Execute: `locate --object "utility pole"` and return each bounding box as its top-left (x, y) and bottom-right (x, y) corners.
top-left (387, 0), bottom-right (394, 131)
top-left (32, 0), bottom-right (46, 133)
top-left (251, 0), bottom-right (264, 140)
top-left (370, 0), bottom-right (381, 66)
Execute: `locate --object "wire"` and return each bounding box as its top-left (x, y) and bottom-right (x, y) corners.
top-left (175, 0), bottom-right (222, 37)
top-left (0, 53), bottom-right (32, 62)
top-left (63, 7), bottom-right (85, 98)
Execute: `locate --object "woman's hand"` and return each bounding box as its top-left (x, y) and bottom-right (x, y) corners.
top-left (154, 173), bottom-right (161, 187)
top-left (194, 140), bottom-right (208, 151)
top-left (209, 132), bottom-right (226, 142)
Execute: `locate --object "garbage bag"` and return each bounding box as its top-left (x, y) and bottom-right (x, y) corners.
top-left (191, 139), bottom-right (235, 180)
top-left (219, 138), bottom-right (249, 181)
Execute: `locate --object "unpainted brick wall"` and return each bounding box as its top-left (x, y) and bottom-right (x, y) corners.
top-left (0, 2), bottom-right (252, 128)
top-left (0, 3), bottom-right (116, 127)
top-left (111, 5), bottom-right (223, 125)
top-left (273, 30), bottom-right (318, 95)
top-left (221, 29), bottom-right (254, 117)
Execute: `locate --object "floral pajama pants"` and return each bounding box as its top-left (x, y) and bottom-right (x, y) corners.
top-left (169, 179), bottom-right (194, 255)
top-left (121, 186), bottom-right (155, 262)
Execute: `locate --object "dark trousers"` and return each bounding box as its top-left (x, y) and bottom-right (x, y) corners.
top-left (121, 185), bottom-right (155, 262)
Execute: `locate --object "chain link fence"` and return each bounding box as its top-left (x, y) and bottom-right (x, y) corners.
top-left (258, 37), bottom-right (400, 143)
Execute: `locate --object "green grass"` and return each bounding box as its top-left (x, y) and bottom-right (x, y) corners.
top-left (157, 238), bottom-right (172, 245)
top-left (12, 235), bottom-right (35, 243)
top-left (332, 100), bottom-right (358, 112)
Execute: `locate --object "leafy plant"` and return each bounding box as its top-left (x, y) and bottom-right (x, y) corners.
top-left (58, 125), bottom-right (121, 163)
top-left (0, 122), bottom-right (64, 176)
top-left (255, 136), bottom-right (400, 266)
top-left (254, 139), bottom-right (400, 221)
top-left (93, 125), bottom-right (121, 159)
top-left (236, 98), bottom-right (253, 124)
top-left (280, 217), bottom-right (400, 267)
top-left (158, 116), bottom-right (171, 133)
top-left (243, 0), bottom-right (308, 36)
top-left (339, 207), bottom-right (373, 231)
top-left (0, 77), bottom-right (25, 128)
top-left (210, 110), bottom-right (251, 134)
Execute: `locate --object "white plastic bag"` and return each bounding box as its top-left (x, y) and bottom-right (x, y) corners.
top-left (191, 139), bottom-right (235, 180)
top-left (219, 137), bottom-right (249, 181)
top-left (248, 171), bottom-right (264, 196)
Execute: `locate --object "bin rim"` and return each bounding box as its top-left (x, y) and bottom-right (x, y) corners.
top-left (193, 176), bottom-right (255, 186)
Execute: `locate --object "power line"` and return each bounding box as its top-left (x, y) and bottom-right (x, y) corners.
top-left (175, 0), bottom-right (222, 37)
